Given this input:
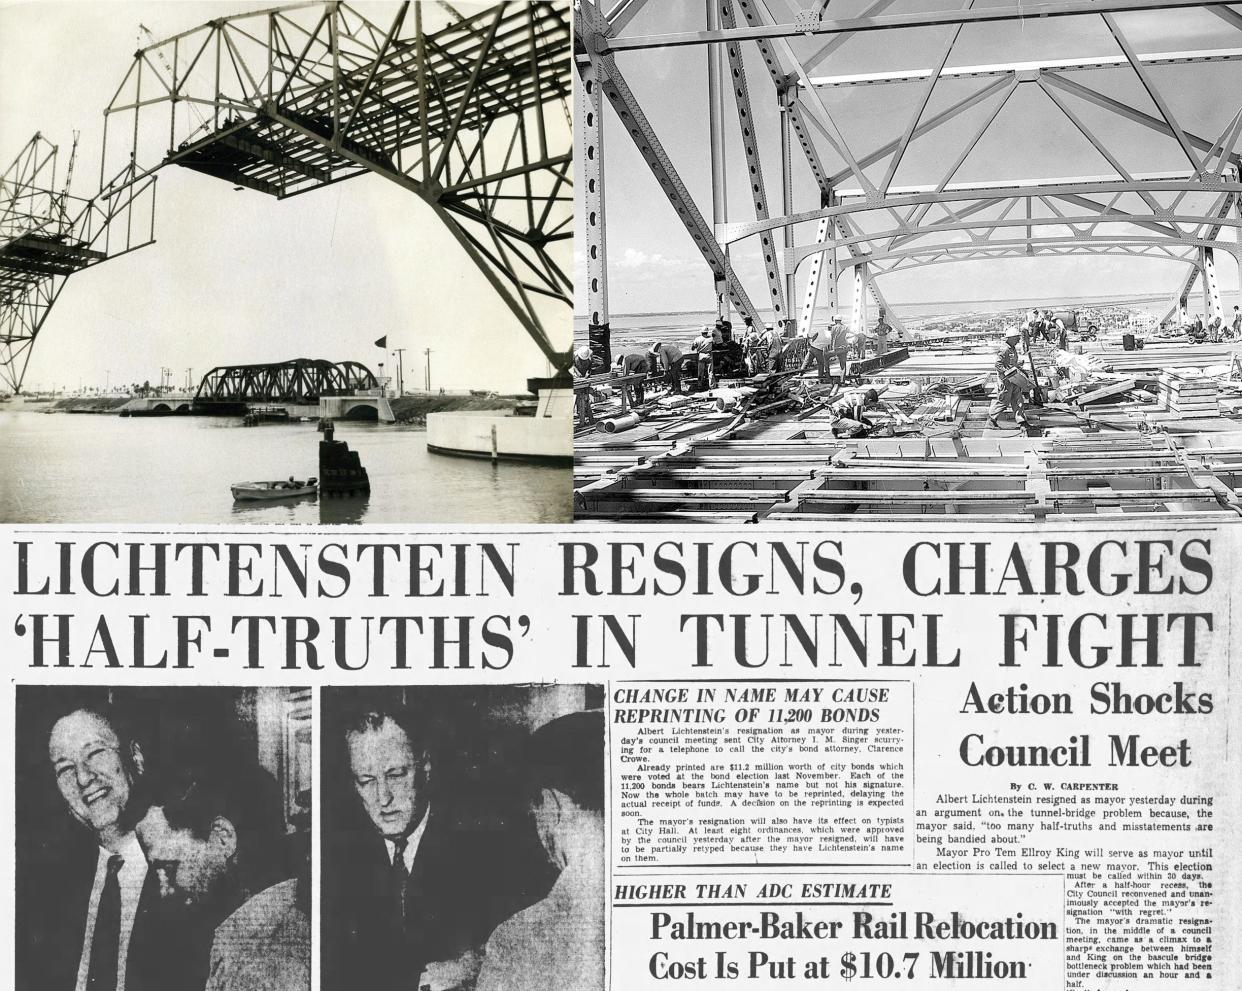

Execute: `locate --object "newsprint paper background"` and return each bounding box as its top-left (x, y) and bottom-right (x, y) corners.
top-left (0, 520), bottom-right (1238, 991)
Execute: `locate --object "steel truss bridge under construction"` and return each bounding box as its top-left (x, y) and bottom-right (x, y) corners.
top-left (1, 0), bottom-right (571, 394)
top-left (575, 0), bottom-right (1242, 348)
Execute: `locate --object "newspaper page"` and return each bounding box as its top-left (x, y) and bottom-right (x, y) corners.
top-left (1, 521), bottom-right (1238, 991)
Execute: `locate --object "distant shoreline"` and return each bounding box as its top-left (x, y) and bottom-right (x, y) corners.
top-left (574, 289), bottom-right (1241, 323)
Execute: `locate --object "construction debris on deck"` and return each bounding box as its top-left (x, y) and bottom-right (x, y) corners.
top-left (574, 336), bottom-right (1242, 522)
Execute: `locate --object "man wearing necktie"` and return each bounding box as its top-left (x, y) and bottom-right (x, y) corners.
top-left (20, 706), bottom-right (202, 991)
top-left (323, 707), bottom-right (544, 991)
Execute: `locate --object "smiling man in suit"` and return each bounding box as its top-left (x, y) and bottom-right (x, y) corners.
top-left (19, 706), bottom-right (200, 991)
top-left (323, 706), bottom-right (541, 991)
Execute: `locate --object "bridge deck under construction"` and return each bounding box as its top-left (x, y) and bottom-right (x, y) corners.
top-left (575, 337), bottom-right (1242, 522)
top-left (0, 233), bottom-right (103, 291)
top-left (165, 3), bottom-right (569, 199)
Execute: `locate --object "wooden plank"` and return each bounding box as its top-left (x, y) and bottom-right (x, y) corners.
top-left (1075, 378), bottom-right (1135, 405)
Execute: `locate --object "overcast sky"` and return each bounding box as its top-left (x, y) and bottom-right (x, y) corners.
top-left (1, 0), bottom-right (570, 393)
top-left (573, 0), bottom-right (1242, 319)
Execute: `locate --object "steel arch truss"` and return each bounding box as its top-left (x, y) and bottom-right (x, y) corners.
top-left (0, 134), bottom-right (156, 393)
top-left (578, 0), bottom-right (1242, 339)
top-left (103, 0), bottom-right (572, 368)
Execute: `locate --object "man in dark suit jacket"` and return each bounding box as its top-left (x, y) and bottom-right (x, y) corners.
top-left (18, 706), bottom-right (207, 991)
top-left (322, 708), bottom-right (544, 991)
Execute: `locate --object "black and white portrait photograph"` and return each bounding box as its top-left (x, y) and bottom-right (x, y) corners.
top-left (573, 2), bottom-right (1242, 523)
top-left (0, 0), bottom-right (572, 525)
top-left (322, 684), bottom-right (605, 991)
top-left (15, 686), bottom-right (312, 991)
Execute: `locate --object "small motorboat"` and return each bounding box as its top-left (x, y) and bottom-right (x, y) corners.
top-left (231, 477), bottom-right (318, 501)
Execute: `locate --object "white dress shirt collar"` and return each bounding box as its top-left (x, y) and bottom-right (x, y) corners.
top-left (74, 832), bottom-right (149, 991)
top-left (384, 804), bottom-right (431, 873)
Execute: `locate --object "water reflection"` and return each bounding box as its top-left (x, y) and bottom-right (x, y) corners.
top-left (0, 411), bottom-right (569, 524)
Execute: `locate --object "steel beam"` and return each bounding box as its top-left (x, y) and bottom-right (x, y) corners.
top-left (1202, 245), bottom-right (1224, 321)
top-left (1101, 13), bottom-right (1202, 173)
top-left (602, 0), bottom-right (1213, 52)
top-left (809, 47), bottom-right (1242, 88)
top-left (707, 0), bottom-right (730, 321)
top-left (579, 3), bottom-right (763, 327)
top-left (820, 235), bottom-right (1239, 275)
top-left (725, 178), bottom-right (1242, 243)
top-left (797, 216), bottom-right (833, 336)
top-left (722, 0), bottom-right (786, 323)
top-left (730, 0), bottom-right (908, 335)
top-left (1040, 71), bottom-right (1238, 172)
top-left (850, 262), bottom-right (868, 338)
top-left (576, 55), bottom-right (611, 365)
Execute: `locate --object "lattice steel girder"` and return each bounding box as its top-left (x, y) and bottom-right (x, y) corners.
top-left (821, 236), bottom-right (1240, 275)
top-left (104, 0), bottom-right (572, 369)
top-left (724, 178), bottom-right (1242, 244)
top-left (602, 0), bottom-right (1216, 52)
top-left (796, 210), bottom-right (1236, 261)
top-left (576, 0), bottom-right (764, 328)
top-left (1162, 189), bottom-right (1238, 318)
top-left (882, 189), bottom-right (1189, 252)
top-left (872, 243), bottom-right (1199, 274)
top-left (725, 0), bottom-right (907, 336)
top-left (1038, 71), bottom-right (1241, 175)
top-left (1, 132), bottom-right (157, 393)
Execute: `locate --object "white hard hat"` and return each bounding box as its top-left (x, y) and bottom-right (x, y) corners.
top-left (575, 345), bottom-right (592, 360)
top-left (1004, 327), bottom-right (1022, 340)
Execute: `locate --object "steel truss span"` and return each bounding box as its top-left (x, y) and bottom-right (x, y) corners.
top-left (1, 0), bottom-right (571, 393)
top-left (576, 0), bottom-right (1242, 343)
top-left (195, 358), bottom-right (378, 404)
top-left (0, 134), bottom-right (155, 393)
top-left (105, 0), bottom-right (573, 369)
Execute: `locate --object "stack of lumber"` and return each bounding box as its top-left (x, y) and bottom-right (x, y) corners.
top-left (1158, 372), bottom-right (1220, 417)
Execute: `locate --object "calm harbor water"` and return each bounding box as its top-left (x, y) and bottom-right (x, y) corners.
top-left (0, 410), bottom-right (570, 524)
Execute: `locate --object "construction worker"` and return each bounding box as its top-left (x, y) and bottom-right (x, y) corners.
top-left (850, 323), bottom-right (867, 360)
top-left (1024, 308), bottom-right (1040, 341)
top-left (763, 324), bottom-right (785, 372)
top-left (830, 316), bottom-right (850, 382)
top-left (649, 340), bottom-right (683, 394)
top-left (874, 309), bottom-right (891, 358)
top-left (572, 344), bottom-right (594, 377)
top-left (691, 325), bottom-right (714, 390)
top-left (1232, 306), bottom-right (1242, 340)
top-left (987, 328), bottom-right (1028, 429)
top-left (614, 349), bottom-right (651, 405)
top-left (802, 320), bottom-right (832, 382)
top-left (571, 344), bottom-right (595, 424)
top-left (741, 322), bottom-right (764, 374)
